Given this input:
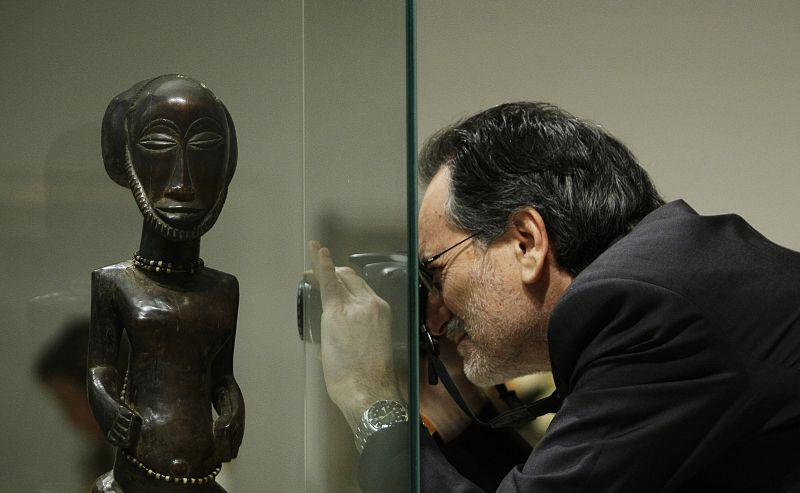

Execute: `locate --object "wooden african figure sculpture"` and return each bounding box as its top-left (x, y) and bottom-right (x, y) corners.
top-left (89, 75), bottom-right (244, 493)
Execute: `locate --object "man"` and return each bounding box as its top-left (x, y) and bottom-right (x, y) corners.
top-left (313, 102), bottom-right (800, 491)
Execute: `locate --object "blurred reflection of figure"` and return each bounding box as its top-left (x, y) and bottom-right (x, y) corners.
top-left (35, 317), bottom-right (118, 484)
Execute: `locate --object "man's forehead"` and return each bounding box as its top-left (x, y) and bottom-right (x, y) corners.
top-left (419, 167), bottom-right (450, 216)
top-left (418, 167), bottom-right (459, 256)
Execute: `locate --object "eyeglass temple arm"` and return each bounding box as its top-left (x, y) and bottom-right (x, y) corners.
top-left (420, 233), bottom-right (478, 267)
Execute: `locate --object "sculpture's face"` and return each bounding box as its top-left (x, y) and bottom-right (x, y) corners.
top-left (126, 78), bottom-right (229, 233)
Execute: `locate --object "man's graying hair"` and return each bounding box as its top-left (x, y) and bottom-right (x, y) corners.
top-left (419, 102), bottom-right (664, 276)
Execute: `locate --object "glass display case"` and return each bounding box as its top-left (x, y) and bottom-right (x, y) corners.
top-left (0, 1), bottom-right (415, 491)
top-left (301, 1), bottom-right (417, 491)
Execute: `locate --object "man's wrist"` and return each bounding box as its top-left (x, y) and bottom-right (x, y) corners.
top-left (354, 399), bottom-right (409, 454)
top-left (328, 380), bottom-right (405, 433)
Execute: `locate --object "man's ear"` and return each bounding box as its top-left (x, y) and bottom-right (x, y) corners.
top-left (508, 208), bottom-right (549, 285)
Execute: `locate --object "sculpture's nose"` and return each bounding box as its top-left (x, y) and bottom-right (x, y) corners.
top-left (164, 148), bottom-right (196, 201)
top-left (164, 184), bottom-right (195, 201)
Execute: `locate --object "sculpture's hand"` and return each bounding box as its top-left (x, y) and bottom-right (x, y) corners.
top-left (211, 375), bottom-right (245, 463)
top-left (213, 414), bottom-right (243, 462)
top-left (107, 404), bottom-right (141, 449)
top-left (310, 242), bottom-right (404, 433)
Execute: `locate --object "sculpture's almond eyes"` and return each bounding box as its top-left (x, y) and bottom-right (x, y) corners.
top-left (187, 131), bottom-right (223, 150)
top-left (138, 133), bottom-right (178, 151)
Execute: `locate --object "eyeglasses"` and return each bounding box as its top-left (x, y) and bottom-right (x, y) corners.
top-left (418, 233), bottom-right (477, 296)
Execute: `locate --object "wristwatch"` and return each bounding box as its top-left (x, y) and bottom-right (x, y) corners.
top-left (354, 399), bottom-right (409, 453)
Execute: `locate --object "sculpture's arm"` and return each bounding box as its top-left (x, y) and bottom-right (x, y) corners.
top-left (87, 270), bottom-right (141, 449)
top-left (211, 278), bottom-right (245, 463)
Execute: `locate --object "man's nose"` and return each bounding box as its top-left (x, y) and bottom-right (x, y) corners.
top-left (425, 291), bottom-right (452, 336)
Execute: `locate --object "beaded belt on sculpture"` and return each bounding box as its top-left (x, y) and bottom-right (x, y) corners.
top-left (122, 450), bottom-right (221, 485)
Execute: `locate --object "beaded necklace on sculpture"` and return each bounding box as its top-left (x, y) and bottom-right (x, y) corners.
top-left (132, 252), bottom-right (205, 274)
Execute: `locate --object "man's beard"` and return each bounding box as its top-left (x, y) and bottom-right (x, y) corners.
top-left (456, 255), bottom-right (549, 386)
top-left (125, 147), bottom-right (228, 242)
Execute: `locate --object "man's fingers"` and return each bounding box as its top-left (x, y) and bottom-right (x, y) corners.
top-left (311, 242), bottom-right (345, 306)
top-left (337, 266), bottom-right (375, 297)
top-left (309, 241), bottom-right (379, 306)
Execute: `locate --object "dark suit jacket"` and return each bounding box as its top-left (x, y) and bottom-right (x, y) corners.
top-left (419, 200), bottom-right (800, 492)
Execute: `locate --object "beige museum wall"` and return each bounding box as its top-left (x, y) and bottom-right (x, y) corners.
top-left (417, 0), bottom-right (800, 251)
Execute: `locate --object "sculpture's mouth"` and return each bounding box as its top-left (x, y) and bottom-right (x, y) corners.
top-left (154, 201), bottom-right (206, 226)
top-left (157, 204), bottom-right (203, 214)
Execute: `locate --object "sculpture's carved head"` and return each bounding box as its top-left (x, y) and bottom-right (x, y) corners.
top-left (102, 75), bottom-right (237, 241)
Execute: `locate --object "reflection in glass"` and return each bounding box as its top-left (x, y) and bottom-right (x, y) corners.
top-left (301, 0), bottom-right (414, 490)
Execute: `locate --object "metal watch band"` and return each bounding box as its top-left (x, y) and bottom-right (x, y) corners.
top-left (354, 399), bottom-right (409, 454)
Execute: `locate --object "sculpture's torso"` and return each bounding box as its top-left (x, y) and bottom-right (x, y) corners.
top-left (96, 262), bottom-right (237, 477)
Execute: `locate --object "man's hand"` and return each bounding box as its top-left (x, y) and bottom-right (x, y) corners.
top-left (310, 242), bottom-right (405, 433)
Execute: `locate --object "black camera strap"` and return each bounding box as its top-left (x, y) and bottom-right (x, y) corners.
top-left (421, 325), bottom-right (561, 429)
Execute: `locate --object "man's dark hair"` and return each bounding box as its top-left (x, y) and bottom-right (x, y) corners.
top-left (419, 101), bottom-right (665, 276)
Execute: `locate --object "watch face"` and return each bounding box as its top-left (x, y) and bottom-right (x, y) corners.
top-left (367, 400), bottom-right (408, 429)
